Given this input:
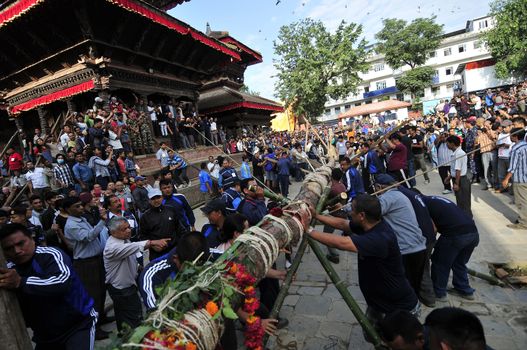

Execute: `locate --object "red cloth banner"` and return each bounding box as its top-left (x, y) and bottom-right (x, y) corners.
top-left (10, 80), bottom-right (95, 114)
top-left (108, 0), bottom-right (241, 61)
top-left (465, 59), bottom-right (496, 70)
top-left (203, 102), bottom-right (284, 115)
top-left (0, 0), bottom-right (44, 28)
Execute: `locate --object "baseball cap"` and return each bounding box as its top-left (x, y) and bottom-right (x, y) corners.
top-left (501, 119), bottom-right (512, 127)
top-left (135, 175), bottom-right (146, 181)
top-left (201, 198), bottom-right (226, 215)
top-left (148, 188), bottom-right (163, 199)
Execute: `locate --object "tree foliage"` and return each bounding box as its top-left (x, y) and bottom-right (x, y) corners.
top-left (484, 0), bottom-right (527, 79)
top-left (239, 84), bottom-right (261, 96)
top-left (395, 66), bottom-right (435, 99)
top-left (273, 18), bottom-right (369, 121)
top-left (375, 17), bottom-right (443, 69)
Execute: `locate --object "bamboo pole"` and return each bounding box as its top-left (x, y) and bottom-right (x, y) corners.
top-left (264, 187), bottom-right (331, 347)
top-left (468, 268), bottom-right (506, 287)
top-left (306, 238), bottom-right (383, 349)
top-left (370, 126), bottom-right (527, 197)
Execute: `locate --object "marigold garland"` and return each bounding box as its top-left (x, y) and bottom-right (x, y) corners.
top-left (226, 262), bottom-right (265, 350)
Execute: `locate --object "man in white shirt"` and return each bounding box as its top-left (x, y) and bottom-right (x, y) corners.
top-left (210, 117), bottom-right (218, 145)
top-left (156, 142), bottom-right (170, 167)
top-left (470, 93), bottom-right (482, 118)
top-left (104, 216), bottom-right (168, 332)
top-left (25, 161), bottom-right (51, 197)
top-left (445, 135), bottom-right (471, 217)
top-left (59, 125), bottom-right (71, 150)
top-left (336, 136), bottom-right (347, 161)
top-left (497, 121), bottom-right (513, 192)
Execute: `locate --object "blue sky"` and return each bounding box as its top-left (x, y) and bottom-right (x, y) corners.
top-left (170, 0), bottom-right (491, 100)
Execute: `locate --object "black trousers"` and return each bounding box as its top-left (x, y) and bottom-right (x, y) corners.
top-left (438, 166), bottom-right (451, 190)
top-left (107, 284), bottom-right (143, 332)
top-left (35, 314), bottom-right (97, 350)
top-left (402, 249), bottom-right (427, 296)
top-left (258, 277), bottom-right (280, 312)
top-left (279, 174), bottom-right (290, 197)
top-left (455, 176), bottom-right (472, 218)
top-left (73, 256), bottom-right (106, 317)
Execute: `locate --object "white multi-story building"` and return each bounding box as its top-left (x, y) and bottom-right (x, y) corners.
top-left (319, 16), bottom-right (495, 122)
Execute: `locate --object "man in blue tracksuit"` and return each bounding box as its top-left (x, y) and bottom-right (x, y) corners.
top-left (340, 156), bottom-right (365, 202)
top-left (221, 175), bottom-right (242, 214)
top-left (138, 232), bottom-right (209, 311)
top-left (0, 223), bottom-right (97, 350)
top-left (159, 178), bottom-right (196, 231)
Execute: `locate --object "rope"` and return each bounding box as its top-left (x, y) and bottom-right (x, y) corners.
top-left (236, 227), bottom-right (279, 274)
top-left (263, 214), bottom-right (294, 245)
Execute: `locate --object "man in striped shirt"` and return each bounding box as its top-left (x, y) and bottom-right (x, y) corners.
top-left (503, 128), bottom-right (527, 229)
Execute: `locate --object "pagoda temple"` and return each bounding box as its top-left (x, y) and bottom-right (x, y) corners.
top-left (0, 0), bottom-right (281, 137)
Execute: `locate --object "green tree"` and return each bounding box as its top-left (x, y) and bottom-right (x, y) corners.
top-left (375, 17), bottom-right (443, 69)
top-left (273, 18), bottom-right (369, 121)
top-left (395, 66), bottom-right (435, 100)
top-left (484, 0), bottom-right (527, 79)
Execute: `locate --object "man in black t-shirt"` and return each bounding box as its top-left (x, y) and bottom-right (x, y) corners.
top-left (309, 194), bottom-right (419, 341)
top-left (399, 127), bottom-right (415, 186)
top-left (422, 195), bottom-right (479, 301)
top-left (409, 126), bottom-right (430, 184)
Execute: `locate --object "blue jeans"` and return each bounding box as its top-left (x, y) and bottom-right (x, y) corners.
top-left (431, 232), bottom-right (479, 297)
top-left (408, 157), bottom-right (416, 187)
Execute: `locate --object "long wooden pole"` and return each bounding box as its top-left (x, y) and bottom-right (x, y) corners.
top-left (0, 250), bottom-right (33, 350)
top-left (370, 126), bottom-right (527, 196)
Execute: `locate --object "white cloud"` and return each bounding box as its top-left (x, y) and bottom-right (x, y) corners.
top-left (244, 62), bottom-right (278, 100)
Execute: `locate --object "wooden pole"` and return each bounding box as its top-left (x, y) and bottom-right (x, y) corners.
top-left (0, 250), bottom-right (33, 350)
top-left (370, 126), bottom-right (527, 196)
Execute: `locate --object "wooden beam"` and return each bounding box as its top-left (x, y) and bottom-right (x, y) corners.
top-left (127, 24), bottom-right (153, 65)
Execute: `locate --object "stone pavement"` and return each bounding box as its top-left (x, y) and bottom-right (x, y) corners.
top-left (267, 170), bottom-right (527, 350)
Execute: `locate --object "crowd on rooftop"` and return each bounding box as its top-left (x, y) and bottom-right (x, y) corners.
top-left (1, 80), bottom-right (527, 349)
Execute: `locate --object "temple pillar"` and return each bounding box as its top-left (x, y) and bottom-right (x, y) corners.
top-left (36, 107), bottom-right (49, 136)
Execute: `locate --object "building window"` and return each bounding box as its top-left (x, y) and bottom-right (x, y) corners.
top-left (324, 109), bottom-right (330, 114)
top-left (446, 84), bottom-right (454, 91)
top-left (473, 41), bottom-right (482, 49)
top-left (355, 103), bottom-right (361, 107)
top-left (373, 63), bottom-right (385, 72)
top-left (429, 51), bottom-right (436, 58)
top-left (444, 48), bottom-right (452, 56)
top-left (376, 81), bottom-right (387, 90)
top-left (478, 20), bottom-right (488, 29)
top-left (458, 44), bottom-right (466, 53)
top-left (434, 70), bottom-right (439, 77)
top-left (431, 86), bottom-right (440, 95)
top-left (344, 104), bottom-right (351, 110)
top-left (364, 86), bottom-right (370, 93)
top-left (445, 67), bottom-right (453, 75)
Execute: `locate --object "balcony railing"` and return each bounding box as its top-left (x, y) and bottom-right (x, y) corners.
top-left (363, 86), bottom-right (398, 99)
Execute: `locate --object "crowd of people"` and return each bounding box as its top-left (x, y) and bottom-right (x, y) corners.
top-left (1, 82), bottom-right (527, 350)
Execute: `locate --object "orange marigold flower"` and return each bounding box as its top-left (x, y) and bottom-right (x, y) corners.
top-left (185, 342), bottom-right (197, 350)
top-left (229, 264), bottom-right (238, 274)
top-left (244, 286), bottom-right (254, 293)
top-left (245, 297), bottom-right (256, 304)
top-left (246, 315), bottom-right (258, 325)
top-left (205, 301), bottom-right (219, 316)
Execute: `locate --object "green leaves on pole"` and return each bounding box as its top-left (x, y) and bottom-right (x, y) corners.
top-left (484, 0), bottom-right (527, 79)
top-left (273, 18), bottom-right (369, 122)
top-left (375, 17), bottom-right (443, 70)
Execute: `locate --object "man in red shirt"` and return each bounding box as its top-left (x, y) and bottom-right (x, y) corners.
top-left (7, 147), bottom-right (23, 175)
top-left (384, 134), bottom-right (411, 188)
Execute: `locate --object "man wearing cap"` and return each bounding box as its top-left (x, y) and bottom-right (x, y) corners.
top-left (104, 217), bottom-right (169, 333)
top-left (221, 175), bottom-right (243, 213)
top-left (496, 120), bottom-right (512, 192)
top-left (200, 198), bottom-right (227, 248)
top-left (132, 175), bottom-right (150, 213)
top-left (63, 196), bottom-right (110, 339)
top-left (139, 188), bottom-right (186, 260)
top-left (159, 179), bottom-right (195, 231)
top-left (374, 174), bottom-right (428, 296)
